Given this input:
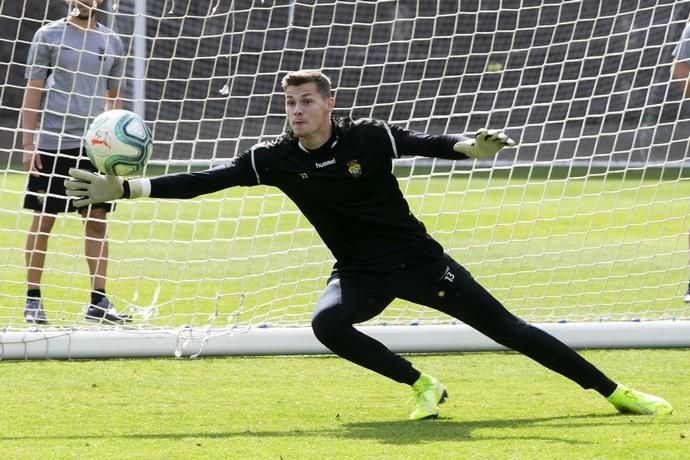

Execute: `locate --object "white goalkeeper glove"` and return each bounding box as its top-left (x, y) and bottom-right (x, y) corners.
top-left (453, 128), bottom-right (516, 160)
top-left (64, 168), bottom-right (124, 207)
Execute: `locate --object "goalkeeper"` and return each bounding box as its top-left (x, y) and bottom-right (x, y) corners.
top-left (65, 70), bottom-right (672, 420)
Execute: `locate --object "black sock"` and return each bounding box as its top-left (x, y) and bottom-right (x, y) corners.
top-left (27, 288), bottom-right (41, 300)
top-left (603, 383), bottom-right (620, 398)
top-left (405, 369), bottom-right (422, 386)
top-left (91, 289), bottom-right (106, 305)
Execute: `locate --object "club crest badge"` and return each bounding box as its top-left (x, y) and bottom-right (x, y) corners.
top-left (347, 160), bottom-right (362, 178)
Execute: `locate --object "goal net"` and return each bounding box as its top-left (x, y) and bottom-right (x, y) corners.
top-left (1, 0), bottom-right (690, 359)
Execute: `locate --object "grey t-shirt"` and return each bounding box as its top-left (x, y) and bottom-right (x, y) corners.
top-left (673, 22), bottom-right (690, 61)
top-left (25, 18), bottom-right (125, 150)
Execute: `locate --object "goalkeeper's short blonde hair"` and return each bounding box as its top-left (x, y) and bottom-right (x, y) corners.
top-left (281, 70), bottom-right (332, 99)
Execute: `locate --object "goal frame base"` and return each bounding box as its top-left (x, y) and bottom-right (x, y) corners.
top-left (1, 320), bottom-right (688, 360)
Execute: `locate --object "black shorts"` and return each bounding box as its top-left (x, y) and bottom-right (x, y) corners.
top-left (23, 147), bottom-right (114, 215)
top-left (315, 252), bottom-right (523, 334)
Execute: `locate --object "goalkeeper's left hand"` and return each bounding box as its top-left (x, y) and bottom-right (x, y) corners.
top-left (64, 168), bottom-right (124, 207)
top-left (454, 128), bottom-right (516, 160)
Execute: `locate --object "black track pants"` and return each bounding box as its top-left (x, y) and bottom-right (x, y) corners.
top-left (311, 253), bottom-right (617, 396)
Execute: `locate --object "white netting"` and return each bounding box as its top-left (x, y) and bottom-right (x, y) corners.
top-left (1, 0), bottom-right (689, 335)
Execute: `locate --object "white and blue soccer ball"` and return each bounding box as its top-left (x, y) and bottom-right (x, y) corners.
top-left (84, 109), bottom-right (153, 176)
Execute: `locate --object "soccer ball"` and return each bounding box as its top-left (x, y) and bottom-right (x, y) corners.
top-left (84, 109), bottom-right (153, 176)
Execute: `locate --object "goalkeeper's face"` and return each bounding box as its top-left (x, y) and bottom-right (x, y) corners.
top-left (285, 83), bottom-right (335, 146)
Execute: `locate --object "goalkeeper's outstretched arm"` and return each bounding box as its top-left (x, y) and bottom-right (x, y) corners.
top-left (389, 125), bottom-right (516, 161)
top-left (64, 161), bottom-right (257, 207)
top-left (65, 145), bottom-right (261, 206)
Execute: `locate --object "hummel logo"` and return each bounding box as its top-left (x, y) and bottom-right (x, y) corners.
top-left (299, 173), bottom-right (309, 179)
top-left (315, 158), bottom-right (336, 168)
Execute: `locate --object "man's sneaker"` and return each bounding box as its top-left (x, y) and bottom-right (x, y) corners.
top-left (85, 297), bottom-right (132, 324)
top-left (683, 287), bottom-right (690, 303)
top-left (607, 384), bottom-right (673, 415)
top-left (409, 373), bottom-right (448, 420)
top-left (24, 298), bottom-right (48, 324)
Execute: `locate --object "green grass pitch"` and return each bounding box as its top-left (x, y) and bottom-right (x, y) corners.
top-left (0, 167), bottom-right (689, 458)
top-left (0, 350), bottom-right (688, 459)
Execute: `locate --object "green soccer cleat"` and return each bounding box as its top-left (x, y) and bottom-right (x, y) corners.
top-left (409, 373), bottom-right (448, 420)
top-left (607, 384), bottom-right (673, 415)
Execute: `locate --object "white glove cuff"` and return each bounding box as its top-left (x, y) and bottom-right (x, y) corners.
top-left (127, 178), bottom-right (151, 199)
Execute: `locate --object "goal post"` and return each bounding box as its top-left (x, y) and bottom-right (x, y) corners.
top-left (1, 0), bottom-right (690, 360)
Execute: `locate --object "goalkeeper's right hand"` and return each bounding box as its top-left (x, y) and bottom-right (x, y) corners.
top-left (64, 168), bottom-right (124, 207)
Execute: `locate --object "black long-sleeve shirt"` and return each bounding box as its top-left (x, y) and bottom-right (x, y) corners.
top-left (148, 117), bottom-right (470, 272)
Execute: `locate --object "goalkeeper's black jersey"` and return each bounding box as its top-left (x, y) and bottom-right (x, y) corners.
top-left (149, 117), bottom-right (470, 272)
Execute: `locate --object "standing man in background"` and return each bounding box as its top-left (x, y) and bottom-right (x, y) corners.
top-left (671, 15), bottom-right (690, 303)
top-left (21, 0), bottom-right (130, 324)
